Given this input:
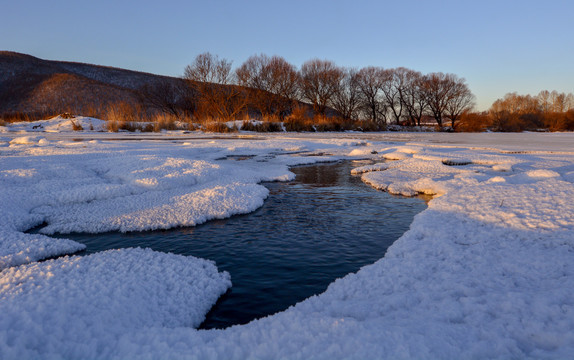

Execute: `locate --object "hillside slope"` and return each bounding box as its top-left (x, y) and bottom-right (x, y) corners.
top-left (0, 51), bottom-right (179, 115)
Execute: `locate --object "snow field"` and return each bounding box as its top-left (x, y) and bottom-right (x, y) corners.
top-left (1, 126), bottom-right (574, 358)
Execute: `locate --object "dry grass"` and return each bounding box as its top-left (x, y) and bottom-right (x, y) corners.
top-left (283, 117), bottom-right (315, 132)
top-left (203, 122), bottom-right (238, 133)
top-left (106, 120), bottom-right (119, 132)
top-left (0, 111), bottom-right (56, 123)
top-left (241, 120), bottom-right (282, 132)
top-left (152, 113), bottom-right (178, 132)
top-left (104, 102), bottom-right (146, 123)
top-left (70, 119), bottom-right (83, 131)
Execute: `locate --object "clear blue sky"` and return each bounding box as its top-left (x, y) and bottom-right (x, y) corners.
top-left (3, 0), bottom-right (573, 110)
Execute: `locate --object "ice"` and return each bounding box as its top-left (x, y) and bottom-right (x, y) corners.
top-left (1, 123), bottom-right (574, 358)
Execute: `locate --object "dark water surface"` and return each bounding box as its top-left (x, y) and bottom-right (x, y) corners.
top-left (51, 161), bottom-right (428, 329)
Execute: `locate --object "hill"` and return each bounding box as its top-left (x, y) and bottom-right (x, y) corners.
top-left (0, 51), bottom-right (181, 116)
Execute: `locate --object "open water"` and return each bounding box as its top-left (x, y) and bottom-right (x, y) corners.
top-left (51, 160), bottom-right (428, 329)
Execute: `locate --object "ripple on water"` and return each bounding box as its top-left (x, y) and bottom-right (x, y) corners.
top-left (50, 160), bottom-right (428, 329)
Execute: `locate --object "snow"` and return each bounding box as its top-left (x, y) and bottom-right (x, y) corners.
top-left (0, 230), bottom-right (85, 269)
top-left (1, 121), bottom-right (574, 359)
top-left (2, 116), bottom-right (108, 133)
top-left (0, 248), bottom-right (231, 359)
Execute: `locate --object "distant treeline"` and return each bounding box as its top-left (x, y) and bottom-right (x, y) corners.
top-left (166, 52), bottom-right (475, 130)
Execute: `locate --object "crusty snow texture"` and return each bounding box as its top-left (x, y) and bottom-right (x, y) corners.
top-left (1, 126), bottom-right (574, 359)
top-left (0, 248), bottom-right (231, 359)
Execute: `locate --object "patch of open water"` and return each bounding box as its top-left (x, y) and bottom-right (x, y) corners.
top-left (50, 160), bottom-right (428, 329)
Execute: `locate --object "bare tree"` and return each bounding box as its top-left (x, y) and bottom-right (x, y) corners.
top-left (183, 52), bottom-right (246, 121)
top-left (331, 67), bottom-right (361, 120)
top-left (490, 98), bottom-right (513, 131)
top-left (236, 54), bottom-right (299, 119)
top-left (567, 93), bottom-right (574, 111)
top-left (299, 59), bottom-right (343, 116)
top-left (400, 70), bottom-right (428, 126)
top-left (266, 56), bottom-right (299, 118)
top-left (236, 54), bottom-right (274, 118)
top-left (381, 68), bottom-right (408, 125)
top-left (355, 66), bottom-right (387, 125)
top-left (444, 77), bottom-right (475, 129)
top-left (550, 90), bottom-right (568, 113)
top-left (138, 79), bottom-right (194, 118)
top-left (489, 92), bottom-right (540, 131)
top-left (422, 72), bottom-right (474, 129)
top-left (538, 90), bottom-right (551, 114)
top-left (422, 72), bottom-right (452, 127)
top-left (184, 52), bottom-right (232, 85)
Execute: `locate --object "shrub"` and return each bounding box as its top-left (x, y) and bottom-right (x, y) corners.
top-left (283, 117), bottom-right (315, 132)
top-left (70, 120), bottom-right (83, 131)
top-left (106, 120), bottom-right (119, 132)
top-left (142, 123), bottom-right (155, 132)
top-left (203, 122), bottom-right (238, 133)
top-left (119, 121), bottom-right (141, 132)
top-left (241, 120), bottom-right (282, 132)
top-left (104, 101), bottom-right (146, 123)
top-left (354, 120), bottom-right (383, 132)
top-left (456, 112), bottom-right (491, 132)
top-left (153, 114), bottom-right (178, 132)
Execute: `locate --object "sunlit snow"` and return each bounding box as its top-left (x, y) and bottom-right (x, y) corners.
top-left (1, 118), bottom-right (574, 359)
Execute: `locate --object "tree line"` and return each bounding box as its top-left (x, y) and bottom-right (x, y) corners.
top-left (140, 52), bottom-right (475, 130)
top-left (486, 90), bottom-right (574, 131)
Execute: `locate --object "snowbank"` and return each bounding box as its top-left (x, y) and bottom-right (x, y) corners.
top-left (3, 116), bottom-right (107, 133)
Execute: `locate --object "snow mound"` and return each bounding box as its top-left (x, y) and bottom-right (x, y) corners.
top-left (526, 169), bottom-right (561, 178)
top-left (382, 150), bottom-right (410, 160)
top-left (394, 146), bottom-right (421, 154)
top-left (0, 248), bottom-right (231, 359)
top-left (361, 157), bottom-right (463, 196)
top-left (37, 182), bottom-right (269, 234)
top-left (564, 171), bottom-right (574, 184)
top-left (486, 176), bottom-right (506, 183)
top-left (348, 148), bottom-right (376, 156)
top-left (2, 116), bottom-right (107, 133)
top-left (351, 162), bottom-right (389, 175)
top-left (9, 136), bottom-right (46, 145)
top-left (492, 163), bottom-right (513, 172)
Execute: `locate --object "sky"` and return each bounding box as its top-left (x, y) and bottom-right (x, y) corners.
top-left (3, 0), bottom-right (573, 110)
